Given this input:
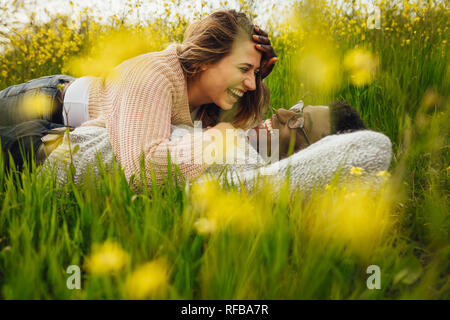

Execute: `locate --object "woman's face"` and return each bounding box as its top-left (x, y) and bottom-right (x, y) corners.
top-left (197, 39), bottom-right (262, 110)
top-left (253, 105), bottom-right (332, 158)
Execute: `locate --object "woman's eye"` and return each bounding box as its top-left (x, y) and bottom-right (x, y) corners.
top-left (240, 68), bottom-right (260, 77)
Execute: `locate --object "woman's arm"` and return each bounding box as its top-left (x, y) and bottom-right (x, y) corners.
top-left (108, 71), bottom-right (211, 188)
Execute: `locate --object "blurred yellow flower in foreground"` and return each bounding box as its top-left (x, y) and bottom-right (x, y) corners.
top-left (191, 180), bottom-right (266, 235)
top-left (297, 38), bottom-right (342, 92)
top-left (125, 258), bottom-right (169, 299)
top-left (421, 89), bottom-right (441, 109)
top-left (85, 241), bottom-right (130, 275)
top-left (202, 128), bottom-right (243, 165)
top-left (66, 28), bottom-right (168, 79)
top-left (20, 92), bottom-right (54, 119)
top-left (303, 181), bottom-right (394, 260)
top-left (194, 217), bottom-right (217, 235)
top-left (344, 48), bottom-right (379, 86)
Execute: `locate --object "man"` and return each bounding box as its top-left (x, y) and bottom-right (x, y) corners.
top-left (250, 100), bottom-right (367, 159)
top-left (206, 100), bottom-right (390, 194)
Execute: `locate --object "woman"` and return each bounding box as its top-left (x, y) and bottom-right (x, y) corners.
top-left (0, 10), bottom-right (278, 185)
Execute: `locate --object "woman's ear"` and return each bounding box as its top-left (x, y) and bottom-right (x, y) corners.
top-left (200, 64), bottom-right (208, 71)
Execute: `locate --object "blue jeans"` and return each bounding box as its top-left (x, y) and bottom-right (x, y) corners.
top-left (0, 74), bottom-right (74, 126)
top-left (0, 75), bottom-right (74, 172)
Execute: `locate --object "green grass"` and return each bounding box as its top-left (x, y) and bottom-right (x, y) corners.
top-left (0, 1), bottom-right (449, 299)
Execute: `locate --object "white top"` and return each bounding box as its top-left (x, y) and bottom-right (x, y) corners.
top-left (62, 76), bottom-right (95, 127)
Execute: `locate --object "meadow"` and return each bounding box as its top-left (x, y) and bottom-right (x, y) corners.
top-left (0, 0), bottom-right (448, 299)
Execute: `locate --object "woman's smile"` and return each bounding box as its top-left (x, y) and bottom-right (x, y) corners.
top-left (227, 88), bottom-right (244, 103)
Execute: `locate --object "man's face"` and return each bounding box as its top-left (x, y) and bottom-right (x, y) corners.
top-left (252, 105), bottom-right (332, 158)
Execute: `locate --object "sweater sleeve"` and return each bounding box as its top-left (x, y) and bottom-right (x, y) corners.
top-left (107, 68), bottom-right (210, 187)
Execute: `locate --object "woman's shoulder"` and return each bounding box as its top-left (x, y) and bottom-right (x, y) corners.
top-left (112, 43), bottom-right (185, 96)
top-left (116, 44), bottom-right (181, 78)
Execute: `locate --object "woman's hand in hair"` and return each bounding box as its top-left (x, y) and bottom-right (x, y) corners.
top-left (252, 25), bottom-right (278, 79)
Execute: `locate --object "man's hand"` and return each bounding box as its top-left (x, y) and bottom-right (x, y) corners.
top-left (252, 25), bottom-right (278, 79)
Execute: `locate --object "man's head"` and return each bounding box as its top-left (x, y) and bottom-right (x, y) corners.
top-left (252, 100), bottom-right (367, 158)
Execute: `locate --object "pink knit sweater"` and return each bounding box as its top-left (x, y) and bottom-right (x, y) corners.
top-left (81, 44), bottom-right (210, 186)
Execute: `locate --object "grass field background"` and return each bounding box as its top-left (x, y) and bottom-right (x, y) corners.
top-left (0, 0), bottom-right (448, 299)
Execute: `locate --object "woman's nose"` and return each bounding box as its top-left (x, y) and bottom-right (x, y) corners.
top-left (243, 73), bottom-right (256, 91)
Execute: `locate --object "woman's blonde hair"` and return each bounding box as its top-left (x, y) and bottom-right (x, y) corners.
top-left (176, 10), bottom-right (270, 129)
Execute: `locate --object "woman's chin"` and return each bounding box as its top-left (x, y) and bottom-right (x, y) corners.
top-left (218, 101), bottom-right (234, 110)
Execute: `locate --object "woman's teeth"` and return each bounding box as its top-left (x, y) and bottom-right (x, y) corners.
top-left (228, 88), bottom-right (243, 100)
top-left (264, 119), bottom-right (274, 136)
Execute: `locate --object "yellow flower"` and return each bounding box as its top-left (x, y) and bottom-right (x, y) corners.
top-left (85, 241), bottom-right (129, 275)
top-left (66, 29), bottom-right (168, 78)
top-left (344, 48), bottom-right (379, 86)
top-left (296, 38), bottom-right (342, 93)
top-left (125, 258), bottom-right (169, 299)
top-left (20, 93), bottom-right (55, 119)
top-left (191, 180), bottom-right (266, 234)
top-left (350, 167), bottom-right (364, 176)
top-left (302, 182), bottom-right (394, 260)
top-left (376, 170), bottom-right (391, 178)
top-left (194, 217), bottom-right (217, 235)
